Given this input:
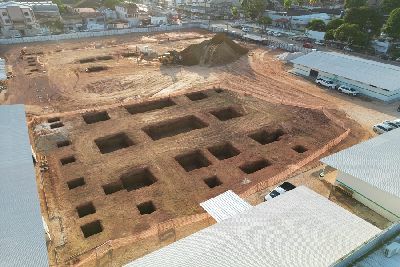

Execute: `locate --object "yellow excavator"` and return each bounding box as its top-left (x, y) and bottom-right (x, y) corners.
top-left (158, 50), bottom-right (182, 65)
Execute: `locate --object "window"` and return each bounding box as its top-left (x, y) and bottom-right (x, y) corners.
top-left (2, 12), bottom-right (7, 17)
top-left (5, 19), bottom-right (10, 24)
top-left (24, 11), bottom-right (29, 16)
top-left (26, 18), bottom-right (32, 22)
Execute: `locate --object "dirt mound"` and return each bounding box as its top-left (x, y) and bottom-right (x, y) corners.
top-left (180, 33), bottom-right (248, 66)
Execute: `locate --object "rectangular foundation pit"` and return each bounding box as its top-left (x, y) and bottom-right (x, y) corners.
top-left (240, 159), bottom-right (271, 174)
top-left (83, 111), bottom-right (110, 124)
top-left (207, 142), bottom-right (240, 160)
top-left (186, 92), bottom-right (208, 101)
top-left (76, 202), bottom-right (96, 218)
top-left (95, 133), bottom-right (134, 154)
top-left (204, 176), bottom-right (222, 188)
top-left (210, 107), bottom-right (243, 121)
top-left (175, 151), bottom-right (211, 172)
top-left (81, 220), bottom-right (103, 238)
top-left (137, 201), bottom-right (156, 215)
top-left (120, 168), bottom-right (157, 192)
top-left (143, 116), bottom-right (208, 141)
top-left (125, 98), bottom-right (176, 115)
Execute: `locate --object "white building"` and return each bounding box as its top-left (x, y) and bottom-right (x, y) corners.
top-left (125, 186), bottom-right (380, 267)
top-left (291, 51), bottom-right (400, 101)
top-left (0, 1), bottom-right (39, 37)
top-left (150, 16), bottom-right (167, 25)
top-left (321, 128), bottom-right (400, 222)
top-left (115, 3), bottom-right (148, 27)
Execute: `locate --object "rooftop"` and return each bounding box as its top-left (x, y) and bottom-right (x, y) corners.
top-left (0, 105), bottom-right (48, 266)
top-left (321, 128), bottom-right (400, 199)
top-left (125, 186), bottom-right (380, 267)
top-left (291, 51), bottom-right (400, 92)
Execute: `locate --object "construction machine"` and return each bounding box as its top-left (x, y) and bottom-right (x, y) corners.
top-left (158, 50), bottom-right (182, 65)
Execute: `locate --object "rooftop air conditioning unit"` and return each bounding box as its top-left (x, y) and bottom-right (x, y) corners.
top-left (384, 242), bottom-right (400, 258)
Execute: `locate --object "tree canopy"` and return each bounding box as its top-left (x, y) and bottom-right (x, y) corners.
top-left (334, 23), bottom-right (369, 46)
top-left (231, 6), bottom-right (239, 18)
top-left (52, 0), bottom-right (66, 14)
top-left (382, 0), bottom-right (400, 14)
top-left (344, 0), bottom-right (366, 9)
top-left (344, 6), bottom-right (384, 36)
top-left (103, 0), bottom-right (122, 9)
top-left (326, 18), bottom-right (344, 31)
top-left (307, 19), bottom-right (326, 31)
top-left (384, 7), bottom-right (400, 38)
top-left (241, 0), bottom-right (268, 20)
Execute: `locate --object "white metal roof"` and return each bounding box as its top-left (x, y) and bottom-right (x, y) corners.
top-left (291, 51), bottom-right (400, 92)
top-left (125, 186), bottom-right (380, 267)
top-left (200, 190), bottom-right (252, 222)
top-left (0, 105), bottom-right (48, 266)
top-left (321, 128), bottom-right (400, 199)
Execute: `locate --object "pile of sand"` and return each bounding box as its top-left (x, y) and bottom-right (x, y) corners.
top-left (180, 33), bottom-right (248, 66)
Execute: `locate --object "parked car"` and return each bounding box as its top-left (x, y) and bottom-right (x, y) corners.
top-left (315, 40), bottom-right (324, 45)
top-left (338, 85), bottom-right (359, 96)
top-left (372, 123), bottom-right (395, 134)
top-left (315, 78), bottom-right (337, 89)
top-left (242, 27), bottom-right (251, 32)
top-left (303, 42), bottom-right (313, 48)
top-left (344, 46), bottom-right (353, 52)
top-left (273, 32), bottom-right (282, 37)
top-left (264, 182), bottom-right (296, 201)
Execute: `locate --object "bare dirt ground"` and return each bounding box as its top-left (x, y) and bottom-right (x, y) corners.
top-left (31, 89), bottom-right (345, 265)
top-left (2, 30), bottom-right (394, 266)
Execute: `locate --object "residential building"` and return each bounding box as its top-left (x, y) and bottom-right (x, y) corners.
top-left (179, 0), bottom-right (239, 19)
top-left (291, 51), bottom-right (400, 101)
top-left (0, 105), bottom-right (48, 266)
top-left (321, 128), bottom-right (400, 222)
top-left (0, 1), bottom-right (40, 37)
top-left (19, 1), bottom-right (60, 21)
top-left (115, 3), bottom-right (148, 27)
top-left (74, 8), bottom-right (105, 31)
top-left (150, 15), bottom-right (167, 25)
top-left (61, 14), bottom-right (83, 32)
top-left (97, 7), bottom-right (117, 20)
top-left (125, 186), bottom-right (381, 266)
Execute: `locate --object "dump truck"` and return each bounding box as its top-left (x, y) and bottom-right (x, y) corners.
top-left (158, 50), bottom-right (182, 65)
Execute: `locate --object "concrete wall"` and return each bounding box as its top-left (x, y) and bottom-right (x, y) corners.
top-left (292, 64), bottom-right (400, 102)
top-left (336, 171), bottom-right (400, 222)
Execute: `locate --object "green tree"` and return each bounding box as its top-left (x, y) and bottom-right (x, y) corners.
top-left (344, 0), bottom-right (367, 8)
top-left (307, 19), bottom-right (326, 31)
top-left (334, 23), bottom-right (369, 46)
top-left (284, 0), bottom-right (292, 9)
top-left (326, 18), bottom-right (344, 31)
top-left (241, 0), bottom-right (267, 20)
top-left (324, 29), bottom-right (335, 40)
top-left (231, 6), bottom-right (239, 18)
top-left (258, 16), bottom-right (272, 30)
top-left (104, 0), bottom-right (122, 9)
top-left (382, 0), bottom-right (400, 14)
top-left (52, 0), bottom-right (66, 14)
top-left (384, 8), bottom-right (400, 38)
top-left (344, 7), bottom-right (384, 36)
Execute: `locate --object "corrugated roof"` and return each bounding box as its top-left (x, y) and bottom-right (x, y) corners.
top-left (321, 128), bottom-right (400, 199)
top-left (200, 190), bottom-right (252, 222)
top-left (291, 51), bottom-right (400, 92)
top-left (125, 186), bottom-right (380, 267)
top-left (0, 105), bottom-right (48, 266)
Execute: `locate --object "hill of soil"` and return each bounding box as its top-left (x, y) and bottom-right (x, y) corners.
top-left (180, 33), bottom-right (248, 66)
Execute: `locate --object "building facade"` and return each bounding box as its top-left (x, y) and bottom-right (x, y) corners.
top-left (115, 3), bottom-right (148, 27)
top-left (0, 1), bottom-right (39, 37)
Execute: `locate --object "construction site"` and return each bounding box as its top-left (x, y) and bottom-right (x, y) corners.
top-left (0, 29), bottom-right (383, 266)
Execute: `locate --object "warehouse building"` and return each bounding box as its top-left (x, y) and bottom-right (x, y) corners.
top-left (321, 128), bottom-right (400, 222)
top-left (0, 105), bottom-right (48, 266)
top-left (291, 51), bottom-right (400, 101)
top-left (125, 186), bottom-right (381, 267)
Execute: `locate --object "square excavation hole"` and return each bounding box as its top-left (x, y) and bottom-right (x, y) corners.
top-left (67, 177), bottom-right (85, 190)
top-left (210, 107), bottom-right (243, 121)
top-left (120, 168), bottom-right (157, 192)
top-left (143, 116), bottom-right (208, 141)
top-left (50, 122), bottom-right (64, 129)
top-left (175, 151), bottom-right (211, 172)
top-left (137, 201), bottom-right (156, 215)
top-left (208, 142), bottom-right (240, 160)
top-left (240, 159), bottom-right (271, 174)
top-left (82, 111), bottom-right (110, 124)
top-left (186, 91), bottom-right (208, 101)
top-left (48, 117), bottom-right (60, 123)
top-left (125, 98), bottom-right (176, 115)
top-left (102, 181), bottom-right (123, 195)
top-left (60, 156), bottom-right (76, 165)
top-left (292, 145), bottom-right (308, 153)
top-left (76, 202), bottom-right (96, 218)
top-left (81, 220), bottom-right (103, 238)
top-left (249, 129), bottom-right (285, 145)
top-left (57, 140), bottom-right (71, 148)
top-left (215, 88), bottom-right (224, 93)
top-left (95, 133), bottom-right (134, 154)
top-left (204, 176), bottom-right (222, 188)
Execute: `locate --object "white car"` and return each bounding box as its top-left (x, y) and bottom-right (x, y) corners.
top-left (273, 32), bottom-right (282, 37)
top-left (391, 119), bottom-right (400, 127)
top-left (338, 85), bottom-right (359, 96)
top-left (382, 120), bottom-right (399, 129)
top-left (372, 123), bottom-right (395, 134)
top-left (315, 40), bottom-right (324, 45)
top-left (242, 27), bottom-right (250, 32)
top-left (315, 78), bottom-right (337, 89)
top-left (264, 182), bottom-right (296, 201)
